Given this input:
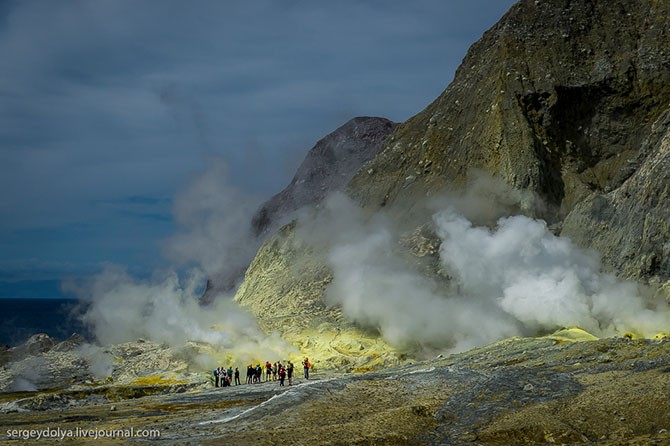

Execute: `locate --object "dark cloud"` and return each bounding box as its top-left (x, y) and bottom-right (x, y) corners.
top-left (0, 0), bottom-right (516, 283)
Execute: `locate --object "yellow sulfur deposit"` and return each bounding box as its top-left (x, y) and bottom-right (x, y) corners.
top-left (283, 325), bottom-right (405, 372)
top-left (545, 327), bottom-right (600, 343)
top-left (130, 374), bottom-right (187, 386)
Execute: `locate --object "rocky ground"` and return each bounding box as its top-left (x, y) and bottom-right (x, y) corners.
top-left (2, 330), bottom-right (670, 445)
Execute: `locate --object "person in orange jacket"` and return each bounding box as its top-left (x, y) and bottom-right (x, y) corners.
top-left (302, 357), bottom-right (311, 379)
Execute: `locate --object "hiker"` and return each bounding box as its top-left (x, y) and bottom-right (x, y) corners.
top-left (246, 365), bottom-right (253, 384)
top-left (255, 364), bottom-right (262, 383)
top-left (227, 366), bottom-right (233, 382)
top-left (234, 367), bottom-right (241, 385)
top-left (272, 362), bottom-right (278, 381)
top-left (213, 368), bottom-right (220, 388)
top-left (222, 374), bottom-right (230, 387)
top-left (287, 361), bottom-right (294, 385)
top-left (266, 361), bottom-right (272, 381)
top-left (302, 357), bottom-right (311, 379)
top-left (278, 366), bottom-right (286, 386)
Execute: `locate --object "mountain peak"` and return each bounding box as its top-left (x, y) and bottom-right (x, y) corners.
top-left (252, 116), bottom-right (397, 235)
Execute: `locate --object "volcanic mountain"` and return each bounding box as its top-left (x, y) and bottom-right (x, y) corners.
top-left (234, 0), bottom-right (670, 366)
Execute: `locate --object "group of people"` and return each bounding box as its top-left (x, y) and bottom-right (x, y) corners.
top-left (212, 366), bottom-right (240, 387)
top-left (213, 358), bottom-right (312, 388)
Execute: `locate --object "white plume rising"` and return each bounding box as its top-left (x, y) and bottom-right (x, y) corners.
top-left (76, 156), bottom-right (294, 368)
top-left (313, 194), bottom-right (669, 353)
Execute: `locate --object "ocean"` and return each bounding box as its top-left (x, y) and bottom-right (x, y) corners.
top-left (0, 298), bottom-right (90, 346)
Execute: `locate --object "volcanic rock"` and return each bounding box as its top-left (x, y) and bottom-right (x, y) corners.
top-left (0, 336), bottom-right (206, 395)
top-left (50, 333), bottom-right (86, 352)
top-left (562, 109), bottom-right (670, 287)
top-left (12, 333), bottom-right (56, 358)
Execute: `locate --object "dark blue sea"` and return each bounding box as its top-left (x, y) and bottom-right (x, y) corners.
top-left (0, 298), bottom-right (90, 346)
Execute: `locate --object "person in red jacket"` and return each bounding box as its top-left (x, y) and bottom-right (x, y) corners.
top-left (265, 361), bottom-right (272, 382)
top-left (278, 366), bottom-right (286, 386)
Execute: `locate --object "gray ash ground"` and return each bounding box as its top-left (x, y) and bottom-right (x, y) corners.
top-left (3, 334), bottom-right (670, 445)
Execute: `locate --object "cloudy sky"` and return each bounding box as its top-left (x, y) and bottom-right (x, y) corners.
top-left (0, 0), bottom-right (515, 295)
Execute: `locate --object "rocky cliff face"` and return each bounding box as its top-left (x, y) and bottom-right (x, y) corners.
top-left (562, 109), bottom-right (670, 287)
top-left (350, 0), bottom-right (670, 223)
top-left (346, 0), bottom-right (670, 284)
top-left (235, 0), bottom-right (670, 368)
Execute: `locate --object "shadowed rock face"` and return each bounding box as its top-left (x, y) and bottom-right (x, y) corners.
top-left (251, 116), bottom-right (397, 236)
top-left (562, 109), bottom-right (670, 286)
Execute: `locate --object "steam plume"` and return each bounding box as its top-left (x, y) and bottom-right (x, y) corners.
top-left (76, 157), bottom-right (293, 367)
top-left (166, 156), bottom-right (262, 289)
top-left (435, 209), bottom-right (669, 339)
top-left (301, 189), bottom-right (669, 353)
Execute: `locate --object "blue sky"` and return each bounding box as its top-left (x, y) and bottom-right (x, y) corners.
top-left (0, 0), bottom-right (516, 296)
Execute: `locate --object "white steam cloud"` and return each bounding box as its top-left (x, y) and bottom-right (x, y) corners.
top-left (301, 191), bottom-right (670, 353)
top-left (76, 156), bottom-right (293, 368)
top-left (435, 209), bottom-right (669, 338)
top-left (78, 265), bottom-right (292, 368)
top-left (76, 343), bottom-right (114, 379)
top-left (166, 156), bottom-right (262, 288)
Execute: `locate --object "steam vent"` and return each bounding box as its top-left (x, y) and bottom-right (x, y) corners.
top-left (3, 1), bottom-right (670, 444)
